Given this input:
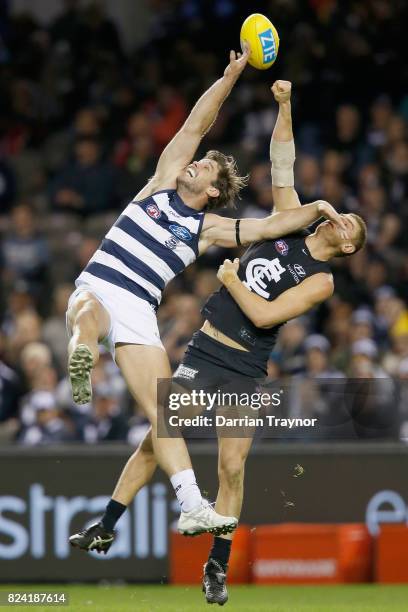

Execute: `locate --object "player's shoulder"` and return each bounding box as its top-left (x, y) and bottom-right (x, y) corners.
top-left (133, 175), bottom-right (177, 203)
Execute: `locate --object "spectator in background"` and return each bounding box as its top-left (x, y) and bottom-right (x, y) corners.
top-left (296, 156), bottom-right (321, 203)
top-left (273, 318), bottom-right (307, 375)
top-left (114, 113), bottom-right (157, 202)
top-left (19, 342), bottom-right (52, 391)
top-left (162, 294), bottom-right (202, 370)
top-left (303, 335), bottom-right (344, 379)
top-left (16, 390), bottom-right (75, 445)
top-left (7, 310), bottom-right (43, 365)
top-left (145, 85), bottom-right (187, 153)
top-left (50, 137), bottom-right (118, 215)
top-left (81, 382), bottom-right (128, 443)
top-left (1, 204), bottom-right (49, 296)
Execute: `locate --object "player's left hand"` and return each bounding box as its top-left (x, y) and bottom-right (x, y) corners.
top-left (224, 44), bottom-right (250, 79)
top-left (317, 201), bottom-right (349, 240)
top-left (271, 80), bottom-right (292, 103)
top-left (217, 258), bottom-right (240, 287)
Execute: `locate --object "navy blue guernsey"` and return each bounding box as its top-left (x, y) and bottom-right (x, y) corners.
top-left (202, 231), bottom-right (332, 375)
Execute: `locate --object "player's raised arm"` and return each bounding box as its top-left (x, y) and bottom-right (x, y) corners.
top-left (270, 80), bottom-right (301, 211)
top-left (200, 200), bottom-right (348, 250)
top-left (135, 48), bottom-right (249, 200)
top-left (217, 258), bottom-right (334, 329)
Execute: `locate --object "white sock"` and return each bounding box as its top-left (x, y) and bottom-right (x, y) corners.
top-left (170, 468), bottom-right (202, 512)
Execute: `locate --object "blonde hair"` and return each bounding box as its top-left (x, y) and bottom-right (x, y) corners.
top-left (205, 150), bottom-right (248, 211)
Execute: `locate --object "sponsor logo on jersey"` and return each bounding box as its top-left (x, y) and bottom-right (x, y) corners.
top-left (274, 239), bottom-right (289, 256)
top-left (146, 203), bottom-right (161, 219)
top-left (174, 364), bottom-right (199, 380)
top-left (287, 263), bottom-right (306, 284)
top-left (165, 237), bottom-right (180, 250)
top-left (169, 224), bottom-right (192, 241)
top-left (294, 264), bottom-right (306, 277)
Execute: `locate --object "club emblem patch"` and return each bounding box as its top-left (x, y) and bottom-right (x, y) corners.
top-left (146, 203), bottom-right (161, 219)
top-left (274, 239), bottom-right (289, 256)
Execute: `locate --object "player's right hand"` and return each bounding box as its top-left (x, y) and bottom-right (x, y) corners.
top-left (271, 80), bottom-right (292, 103)
top-left (217, 258), bottom-right (240, 287)
top-left (224, 44), bottom-right (250, 79)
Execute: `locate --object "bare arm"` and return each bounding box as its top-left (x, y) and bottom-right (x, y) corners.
top-left (135, 48), bottom-right (249, 200)
top-left (270, 80), bottom-right (301, 210)
top-left (217, 259), bottom-right (334, 329)
top-left (199, 201), bottom-right (348, 251)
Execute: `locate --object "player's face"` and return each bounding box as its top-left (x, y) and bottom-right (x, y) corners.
top-left (177, 158), bottom-right (220, 196)
top-left (317, 213), bottom-right (358, 250)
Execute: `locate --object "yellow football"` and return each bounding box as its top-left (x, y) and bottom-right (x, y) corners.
top-left (240, 13), bottom-right (279, 70)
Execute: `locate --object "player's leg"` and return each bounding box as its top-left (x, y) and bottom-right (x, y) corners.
top-left (203, 435), bottom-right (253, 605)
top-left (70, 343), bottom-right (237, 552)
top-left (115, 343), bottom-right (197, 477)
top-left (66, 290), bottom-right (111, 404)
top-left (115, 343), bottom-right (236, 534)
top-left (69, 428), bottom-right (157, 554)
top-left (110, 428), bottom-right (157, 506)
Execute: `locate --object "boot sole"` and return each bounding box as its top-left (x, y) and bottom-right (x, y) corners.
top-left (69, 344), bottom-right (93, 405)
top-left (179, 521), bottom-right (237, 537)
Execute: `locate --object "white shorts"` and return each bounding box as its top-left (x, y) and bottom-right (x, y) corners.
top-left (67, 274), bottom-right (164, 358)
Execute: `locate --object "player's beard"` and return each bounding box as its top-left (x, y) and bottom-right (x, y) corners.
top-left (176, 175), bottom-right (203, 196)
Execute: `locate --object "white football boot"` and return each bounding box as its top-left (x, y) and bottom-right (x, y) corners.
top-left (178, 499), bottom-right (237, 537)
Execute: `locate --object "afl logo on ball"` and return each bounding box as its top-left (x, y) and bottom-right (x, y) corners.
top-left (274, 239), bottom-right (289, 256)
top-left (169, 224), bottom-right (192, 241)
top-left (146, 203), bottom-right (161, 219)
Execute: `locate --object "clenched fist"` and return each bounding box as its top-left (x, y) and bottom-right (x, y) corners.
top-left (271, 80), bottom-right (292, 103)
top-left (217, 258), bottom-right (240, 287)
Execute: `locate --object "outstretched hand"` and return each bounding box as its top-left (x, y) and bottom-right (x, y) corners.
top-left (224, 44), bottom-right (250, 79)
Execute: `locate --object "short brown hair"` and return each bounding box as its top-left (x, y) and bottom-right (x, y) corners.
top-left (205, 150), bottom-right (248, 211)
top-left (336, 213), bottom-right (367, 257)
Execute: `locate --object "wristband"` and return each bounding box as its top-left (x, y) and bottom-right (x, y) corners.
top-left (235, 219), bottom-right (241, 246)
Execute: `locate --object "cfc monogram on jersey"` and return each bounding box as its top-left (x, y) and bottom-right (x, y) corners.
top-left (202, 232), bottom-right (331, 373)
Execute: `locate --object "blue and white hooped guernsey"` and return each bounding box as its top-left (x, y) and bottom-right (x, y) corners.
top-left (77, 190), bottom-right (205, 310)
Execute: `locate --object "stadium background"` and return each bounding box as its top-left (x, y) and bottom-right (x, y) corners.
top-left (1, 0), bottom-right (408, 600)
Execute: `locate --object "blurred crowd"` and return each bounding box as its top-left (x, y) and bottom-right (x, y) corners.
top-left (1, 0), bottom-right (408, 445)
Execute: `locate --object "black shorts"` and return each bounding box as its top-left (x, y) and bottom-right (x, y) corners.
top-left (173, 330), bottom-right (265, 393)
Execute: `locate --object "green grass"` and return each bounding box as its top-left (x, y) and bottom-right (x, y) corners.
top-left (1, 584), bottom-right (408, 612)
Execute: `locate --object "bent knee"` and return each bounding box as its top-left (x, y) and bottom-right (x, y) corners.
top-left (68, 292), bottom-right (107, 331)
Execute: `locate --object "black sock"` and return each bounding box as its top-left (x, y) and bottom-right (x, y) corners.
top-left (209, 536), bottom-right (232, 569)
top-left (100, 499), bottom-right (127, 532)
